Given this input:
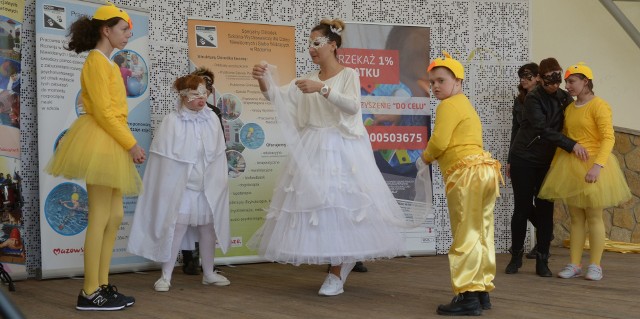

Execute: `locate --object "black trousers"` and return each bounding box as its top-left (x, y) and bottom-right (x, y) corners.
top-left (509, 165), bottom-right (554, 255)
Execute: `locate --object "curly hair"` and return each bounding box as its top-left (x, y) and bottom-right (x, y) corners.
top-left (65, 16), bottom-right (124, 54)
top-left (173, 74), bottom-right (205, 92)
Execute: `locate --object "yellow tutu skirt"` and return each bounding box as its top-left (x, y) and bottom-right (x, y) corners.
top-left (539, 151), bottom-right (631, 209)
top-left (45, 115), bottom-right (142, 195)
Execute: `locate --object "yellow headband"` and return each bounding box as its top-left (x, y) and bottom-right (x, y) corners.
top-left (564, 62), bottom-right (593, 80)
top-left (93, 2), bottom-right (132, 29)
top-left (427, 50), bottom-right (464, 80)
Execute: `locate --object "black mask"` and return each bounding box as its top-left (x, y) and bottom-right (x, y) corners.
top-left (519, 70), bottom-right (535, 81)
top-left (542, 71), bottom-right (562, 86)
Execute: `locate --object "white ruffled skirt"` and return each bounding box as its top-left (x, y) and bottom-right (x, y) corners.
top-left (248, 126), bottom-right (409, 265)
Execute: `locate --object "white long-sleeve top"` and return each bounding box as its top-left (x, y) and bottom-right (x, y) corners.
top-left (274, 67), bottom-right (366, 138)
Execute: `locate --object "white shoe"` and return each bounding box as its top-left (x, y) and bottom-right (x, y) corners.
top-left (203, 271), bottom-right (231, 286)
top-left (154, 278), bottom-right (171, 292)
top-left (318, 274), bottom-right (344, 296)
top-left (585, 264), bottom-right (603, 281)
top-left (558, 264), bottom-right (582, 279)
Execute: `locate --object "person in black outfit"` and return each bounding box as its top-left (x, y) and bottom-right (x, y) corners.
top-left (507, 58), bottom-right (588, 277)
top-left (181, 67), bottom-right (225, 275)
top-left (506, 63), bottom-right (542, 271)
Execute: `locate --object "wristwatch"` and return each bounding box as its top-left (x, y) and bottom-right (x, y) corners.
top-left (320, 84), bottom-right (329, 95)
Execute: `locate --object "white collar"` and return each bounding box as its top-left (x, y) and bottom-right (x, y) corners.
top-left (91, 49), bottom-right (115, 65)
top-left (178, 106), bottom-right (211, 122)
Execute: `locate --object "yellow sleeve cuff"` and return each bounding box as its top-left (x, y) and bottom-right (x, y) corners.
top-left (422, 151), bottom-right (435, 164)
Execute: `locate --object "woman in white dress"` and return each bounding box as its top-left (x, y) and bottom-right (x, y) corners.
top-left (250, 19), bottom-right (418, 296)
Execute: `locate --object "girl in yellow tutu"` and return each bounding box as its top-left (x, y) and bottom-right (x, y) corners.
top-left (539, 63), bottom-right (631, 281)
top-left (45, 3), bottom-right (146, 311)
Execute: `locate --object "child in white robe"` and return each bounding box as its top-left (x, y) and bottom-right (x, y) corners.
top-left (127, 74), bottom-right (231, 291)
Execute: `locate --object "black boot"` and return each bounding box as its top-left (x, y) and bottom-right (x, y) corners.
top-left (436, 292), bottom-right (482, 316)
top-left (525, 244), bottom-right (538, 259)
top-left (352, 261), bottom-right (368, 273)
top-left (182, 250), bottom-right (200, 275)
top-left (536, 252), bottom-right (552, 277)
top-left (505, 248), bottom-right (523, 274)
top-left (478, 292), bottom-right (491, 310)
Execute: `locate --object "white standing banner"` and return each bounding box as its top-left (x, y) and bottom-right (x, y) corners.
top-left (341, 22), bottom-right (436, 255)
top-left (36, 0), bottom-right (155, 278)
top-left (187, 18), bottom-right (296, 264)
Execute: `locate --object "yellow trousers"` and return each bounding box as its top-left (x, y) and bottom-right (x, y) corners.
top-left (83, 184), bottom-right (124, 294)
top-left (443, 153), bottom-right (502, 295)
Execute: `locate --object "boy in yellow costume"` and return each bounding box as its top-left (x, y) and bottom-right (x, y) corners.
top-left (422, 52), bottom-right (502, 316)
top-left (46, 3), bottom-right (145, 311)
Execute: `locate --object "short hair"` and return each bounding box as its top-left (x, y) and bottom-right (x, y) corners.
top-left (539, 57), bottom-right (562, 75)
top-left (173, 74), bottom-right (205, 92)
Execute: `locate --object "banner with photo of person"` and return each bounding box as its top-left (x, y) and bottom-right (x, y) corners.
top-left (188, 18), bottom-right (295, 263)
top-left (340, 22), bottom-right (435, 255)
top-left (35, 0), bottom-right (153, 279)
top-left (0, 0), bottom-right (26, 280)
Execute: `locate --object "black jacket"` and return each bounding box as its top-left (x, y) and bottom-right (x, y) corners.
top-left (508, 85), bottom-right (576, 167)
top-left (507, 96), bottom-right (524, 163)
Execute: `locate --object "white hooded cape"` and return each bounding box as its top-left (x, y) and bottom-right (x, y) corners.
top-left (127, 107), bottom-right (230, 262)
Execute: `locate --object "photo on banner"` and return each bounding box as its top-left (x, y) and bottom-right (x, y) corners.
top-left (0, 0), bottom-right (26, 279)
top-left (188, 19), bottom-right (295, 263)
top-left (35, 0), bottom-right (153, 279)
top-left (341, 23), bottom-right (435, 254)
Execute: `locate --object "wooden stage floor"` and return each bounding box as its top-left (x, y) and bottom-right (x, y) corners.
top-left (5, 247), bottom-right (638, 318)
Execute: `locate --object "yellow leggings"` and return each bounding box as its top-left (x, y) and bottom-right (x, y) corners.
top-left (83, 184), bottom-right (124, 294)
top-left (568, 206), bottom-right (605, 266)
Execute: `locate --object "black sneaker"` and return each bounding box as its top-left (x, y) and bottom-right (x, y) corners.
top-left (76, 287), bottom-right (127, 311)
top-left (102, 284), bottom-right (135, 307)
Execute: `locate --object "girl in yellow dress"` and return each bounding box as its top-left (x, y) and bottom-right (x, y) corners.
top-left (45, 3), bottom-right (145, 311)
top-left (539, 63), bottom-right (631, 281)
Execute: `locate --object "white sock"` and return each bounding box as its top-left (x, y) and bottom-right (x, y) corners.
top-left (340, 262), bottom-right (356, 283)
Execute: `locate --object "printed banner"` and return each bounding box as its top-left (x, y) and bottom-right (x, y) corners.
top-left (0, 0), bottom-right (26, 279)
top-left (36, 0), bottom-right (153, 278)
top-left (188, 19), bottom-right (295, 263)
top-left (341, 23), bottom-right (436, 255)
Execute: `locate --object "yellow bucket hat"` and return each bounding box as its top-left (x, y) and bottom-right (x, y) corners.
top-left (427, 51), bottom-right (464, 80)
top-left (93, 2), bottom-right (132, 29)
top-left (564, 62), bottom-right (593, 80)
